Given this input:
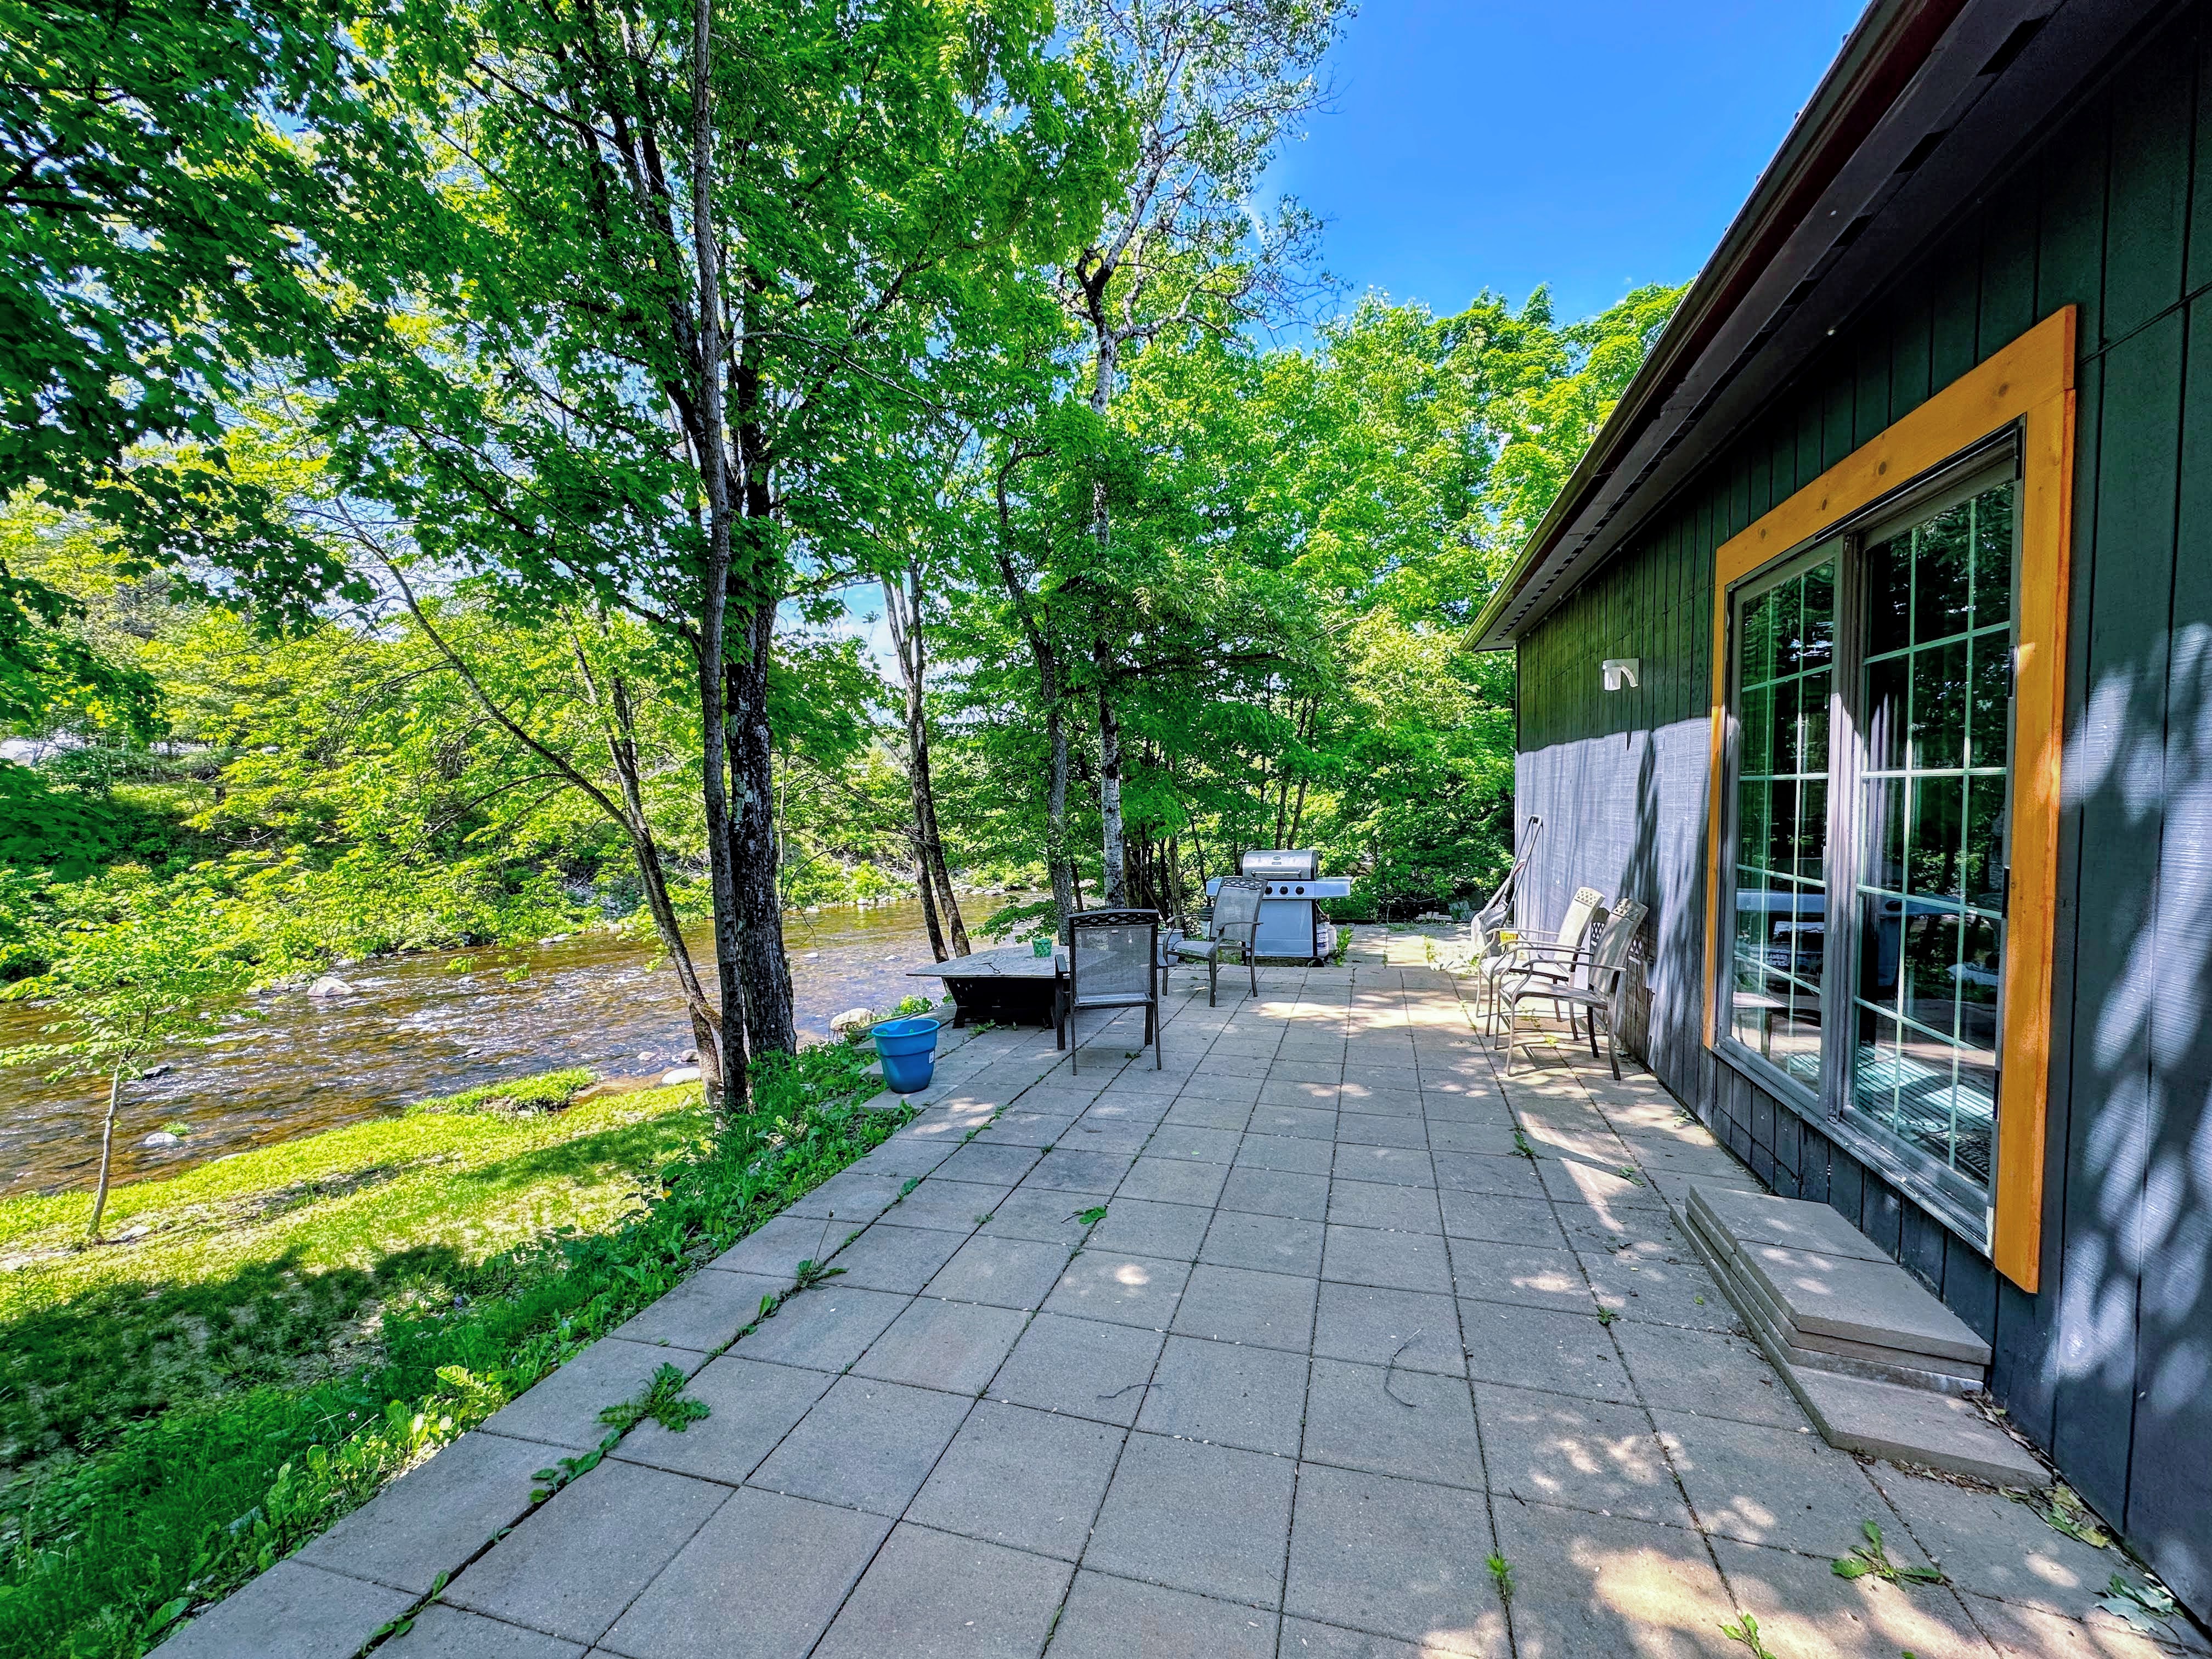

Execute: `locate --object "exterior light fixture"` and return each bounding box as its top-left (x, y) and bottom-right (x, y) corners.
top-left (1601, 658), bottom-right (1640, 691)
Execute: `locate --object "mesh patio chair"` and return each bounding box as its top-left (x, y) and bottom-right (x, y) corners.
top-left (1479, 884), bottom-right (1606, 1041)
top-left (1170, 876), bottom-right (1265, 1006)
top-left (1062, 909), bottom-right (1163, 1072)
top-left (1499, 898), bottom-right (1647, 1079)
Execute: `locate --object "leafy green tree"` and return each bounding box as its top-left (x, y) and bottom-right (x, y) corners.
top-left (1054, 0), bottom-right (1346, 900)
top-left (1, 884), bottom-right (250, 1240)
top-left (333, 0), bottom-right (1121, 1091)
top-left (2, 0), bottom-right (439, 723)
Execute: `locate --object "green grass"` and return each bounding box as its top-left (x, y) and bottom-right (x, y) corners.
top-left (0, 1042), bottom-right (904, 1658)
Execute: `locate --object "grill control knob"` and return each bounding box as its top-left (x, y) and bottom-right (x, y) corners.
top-left (1295, 885), bottom-right (1305, 894)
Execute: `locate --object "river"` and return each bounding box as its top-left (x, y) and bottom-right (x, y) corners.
top-left (0, 901), bottom-right (941, 1198)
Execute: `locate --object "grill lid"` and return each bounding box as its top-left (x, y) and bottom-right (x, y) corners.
top-left (1242, 849), bottom-right (1319, 879)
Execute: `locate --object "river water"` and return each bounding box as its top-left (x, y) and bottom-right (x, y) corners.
top-left (0, 902), bottom-right (940, 1198)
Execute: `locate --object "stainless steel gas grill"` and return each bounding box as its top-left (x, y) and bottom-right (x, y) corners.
top-left (1206, 850), bottom-right (1352, 963)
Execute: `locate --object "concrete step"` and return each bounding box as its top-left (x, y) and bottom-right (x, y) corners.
top-left (1689, 1211), bottom-right (1984, 1396)
top-left (1790, 1366), bottom-right (2047, 1487)
top-left (1681, 1181), bottom-right (2042, 1485)
top-left (1687, 1186), bottom-right (1990, 1365)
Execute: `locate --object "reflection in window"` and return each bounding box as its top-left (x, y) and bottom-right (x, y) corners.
top-left (1850, 482), bottom-right (2012, 1195)
top-left (1728, 560), bottom-right (1833, 1088)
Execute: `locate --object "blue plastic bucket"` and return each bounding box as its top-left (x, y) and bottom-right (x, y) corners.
top-left (872, 1016), bottom-right (943, 1093)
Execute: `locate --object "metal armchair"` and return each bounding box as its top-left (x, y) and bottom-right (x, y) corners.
top-left (1479, 884), bottom-right (1606, 1039)
top-left (1500, 898), bottom-right (1647, 1079)
top-left (1171, 876), bottom-right (1265, 1006)
top-left (1062, 909), bottom-right (1163, 1071)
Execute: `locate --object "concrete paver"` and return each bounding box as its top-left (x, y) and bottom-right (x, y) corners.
top-left (481, 1337), bottom-right (709, 1452)
top-left (810, 1523), bottom-right (1073, 1659)
top-left (1049, 1572), bottom-right (1279, 1658)
top-left (612, 1353), bottom-right (828, 1484)
top-left (746, 1374), bottom-right (969, 1515)
top-left (905, 1400), bottom-right (1124, 1559)
top-left (167, 943), bottom-right (2187, 1659)
top-left (151, 1560), bottom-right (414, 1659)
top-left (1136, 1333), bottom-right (1310, 1455)
top-left (442, 1459), bottom-right (726, 1644)
top-left (1283, 1464), bottom-right (1505, 1655)
top-left (296, 1428), bottom-right (552, 1593)
top-left (382, 1605), bottom-right (585, 1658)
top-left (1086, 1432), bottom-right (1297, 1605)
top-left (597, 1488), bottom-right (889, 1659)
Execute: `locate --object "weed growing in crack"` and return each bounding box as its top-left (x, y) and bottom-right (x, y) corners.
top-left (1511, 1129), bottom-right (1538, 1161)
top-left (1073, 1206), bottom-right (1108, 1226)
top-left (531, 1435), bottom-right (616, 1504)
top-left (1832, 1521), bottom-right (1944, 1584)
top-left (1718, 1612), bottom-right (1778, 1657)
top-left (1595, 1307), bottom-right (1618, 1326)
top-left (1486, 1553), bottom-right (1514, 1604)
top-left (599, 1363), bottom-right (712, 1436)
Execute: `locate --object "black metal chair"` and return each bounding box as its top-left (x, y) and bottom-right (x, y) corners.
top-left (1061, 909), bottom-right (1163, 1071)
top-left (1170, 876), bottom-right (1265, 1006)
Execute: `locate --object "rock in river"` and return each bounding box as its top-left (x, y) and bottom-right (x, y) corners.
top-left (307, 975), bottom-right (357, 998)
top-left (659, 1066), bottom-right (702, 1086)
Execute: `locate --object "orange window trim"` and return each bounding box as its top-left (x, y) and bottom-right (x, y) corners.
top-left (1701, 306), bottom-right (2075, 1292)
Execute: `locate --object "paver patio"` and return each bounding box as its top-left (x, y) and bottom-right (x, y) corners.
top-left (156, 931), bottom-right (2205, 1659)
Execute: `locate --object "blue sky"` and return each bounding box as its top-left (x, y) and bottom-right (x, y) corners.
top-left (1265, 0), bottom-right (1869, 326)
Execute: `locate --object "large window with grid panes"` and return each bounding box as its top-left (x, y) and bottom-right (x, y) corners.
top-left (1721, 450), bottom-right (2017, 1243)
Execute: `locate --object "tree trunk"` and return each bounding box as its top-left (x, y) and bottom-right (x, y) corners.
top-left (913, 836), bottom-right (949, 961)
top-left (1097, 662), bottom-right (1125, 905)
top-left (726, 582), bottom-right (797, 1056)
top-left (689, 0), bottom-right (746, 1107)
top-left (882, 569), bottom-right (967, 956)
top-left (88, 1069), bottom-right (121, 1242)
top-left (992, 452), bottom-right (1077, 936)
top-left (602, 668), bottom-right (724, 1100)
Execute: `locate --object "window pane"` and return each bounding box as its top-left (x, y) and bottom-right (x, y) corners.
top-left (1958, 915), bottom-right (2002, 1048)
top-left (1740, 684), bottom-right (1773, 776)
top-left (1964, 775), bottom-right (2007, 913)
top-left (1902, 909), bottom-right (1963, 1038)
top-left (1853, 1009), bottom-right (1904, 1126)
top-left (1802, 670), bottom-right (1830, 772)
top-left (1953, 1043), bottom-right (1999, 1184)
top-left (1911, 638), bottom-right (1968, 770)
top-left (1973, 484), bottom-right (2013, 624)
top-left (1771, 578), bottom-right (1803, 679)
top-left (1741, 588), bottom-right (1774, 685)
top-left (1846, 474), bottom-right (2017, 1205)
top-left (1799, 778), bottom-right (1828, 878)
top-left (1770, 675), bottom-right (1801, 776)
top-left (1767, 780), bottom-right (1798, 877)
top-left (1867, 534), bottom-right (1911, 657)
top-left (1803, 565), bottom-right (1836, 668)
top-left (1916, 501), bottom-right (1974, 640)
top-left (1910, 775), bottom-right (1964, 900)
top-left (1866, 774), bottom-right (1906, 893)
top-left (1970, 628), bottom-right (2011, 772)
top-left (1866, 655), bottom-right (1909, 772)
top-left (1859, 890), bottom-right (1904, 1005)
top-left (1737, 781), bottom-right (1771, 875)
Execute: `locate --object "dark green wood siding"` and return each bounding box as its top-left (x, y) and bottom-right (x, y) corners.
top-left (1513, 4), bottom-right (2212, 1613)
